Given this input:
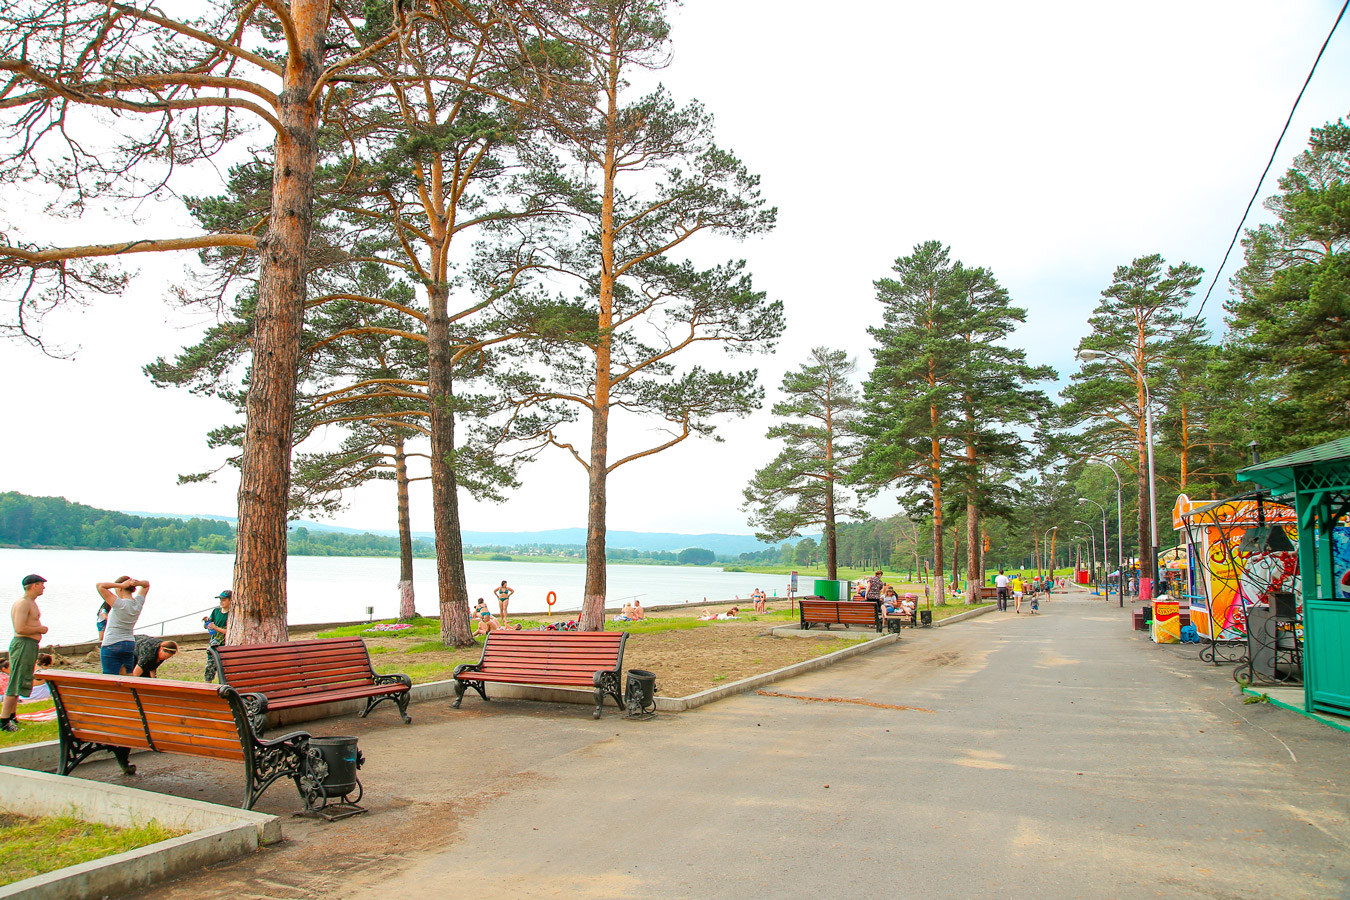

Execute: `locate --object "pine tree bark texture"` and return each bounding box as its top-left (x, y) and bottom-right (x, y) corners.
top-left (230, 1), bottom-right (328, 645)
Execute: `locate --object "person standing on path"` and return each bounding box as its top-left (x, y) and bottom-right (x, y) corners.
top-left (995, 569), bottom-right (1010, 612)
top-left (495, 580), bottom-right (514, 621)
top-left (203, 590), bottom-right (231, 682)
top-left (1012, 573), bottom-right (1024, 614)
top-left (2, 575), bottom-right (49, 733)
top-left (865, 570), bottom-right (884, 603)
top-left (97, 576), bottom-right (149, 675)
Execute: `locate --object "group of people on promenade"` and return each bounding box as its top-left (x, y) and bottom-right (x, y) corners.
top-left (853, 570), bottom-right (919, 623)
top-left (992, 569), bottom-right (1060, 614)
top-left (3, 572), bottom-right (233, 733)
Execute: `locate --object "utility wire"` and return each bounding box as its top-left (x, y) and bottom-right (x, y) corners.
top-left (1188, 0), bottom-right (1350, 332)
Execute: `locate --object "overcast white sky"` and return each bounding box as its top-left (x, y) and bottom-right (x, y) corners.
top-left (1, 0), bottom-right (1347, 537)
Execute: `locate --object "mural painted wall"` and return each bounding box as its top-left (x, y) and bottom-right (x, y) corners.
top-left (1174, 495), bottom-right (1350, 641)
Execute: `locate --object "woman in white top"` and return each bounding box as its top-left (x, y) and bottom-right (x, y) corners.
top-left (97, 576), bottom-right (150, 675)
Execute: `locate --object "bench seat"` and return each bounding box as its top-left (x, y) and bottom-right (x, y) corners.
top-left (42, 670), bottom-right (315, 810)
top-left (452, 631), bottom-right (628, 718)
top-left (799, 599), bottom-right (882, 632)
top-left (210, 637), bottom-right (411, 727)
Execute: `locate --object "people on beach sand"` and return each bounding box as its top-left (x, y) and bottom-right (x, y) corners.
top-left (698, 606), bottom-right (739, 621)
top-left (473, 606), bottom-right (500, 637)
top-left (203, 590), bottom-right (231, 682)
top-left (632, 599), bottom-right (646, 620)
top-left (752, 588), bottom-right (767, 614)
top-left (495, 580), bottom-right (514, 620)
top-left (131, 636), bottom-right (178, 678)
top-left (97, 576), bottom-right (150, 675)
top-left (2, 574), bottom-right (49, 733)
top-left (614, 602), bottom-right (638, 622)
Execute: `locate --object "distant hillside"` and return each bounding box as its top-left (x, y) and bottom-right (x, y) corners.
top-left (126, 511), bottom-right (804, 555)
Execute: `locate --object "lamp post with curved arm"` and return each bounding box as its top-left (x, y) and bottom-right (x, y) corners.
top-left (1078, 497), bottom-right (1109, 599)
top-left (1077, 349), bottom-right (1159, 597)
top-left (1088, 456), bottom-right (1126, 607)
top-left (1074, 520), bottom-right (1097, 591)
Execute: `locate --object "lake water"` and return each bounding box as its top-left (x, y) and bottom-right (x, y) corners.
top-left (0, 548), bottom-right (793, 646)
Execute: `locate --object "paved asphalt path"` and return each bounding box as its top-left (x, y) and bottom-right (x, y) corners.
top-left (130, 589), bottom-right (1348, 900)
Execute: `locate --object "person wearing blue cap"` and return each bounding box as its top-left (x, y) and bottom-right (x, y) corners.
top-left (2, 575), bottom-right (49, 732)
top-left (202, 590), bottom-right (231, 682)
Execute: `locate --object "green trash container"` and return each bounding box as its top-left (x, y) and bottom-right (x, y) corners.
top-left (813, 579), bottom-right (842, 600)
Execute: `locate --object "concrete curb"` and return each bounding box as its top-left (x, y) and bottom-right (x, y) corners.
top-left (1239, 686), bottom-right (1350, 734)
top-left (0, 765), bottom-right (281, 900)
top-left (935, 604), bottom-right (996, 626)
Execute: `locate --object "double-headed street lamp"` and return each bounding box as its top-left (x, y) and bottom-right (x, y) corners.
top-left (1076, 349), bottom-right (1160, 596)
top-left (1077, 497), bottom-right (1109, 598)
top-left (1088, 456), bottom-right (1126, 607)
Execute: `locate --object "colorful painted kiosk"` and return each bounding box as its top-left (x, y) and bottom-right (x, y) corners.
top-left (1237, 437), bottom-right (1350, 718)
top-left (1172, 494), bottom-right (1300, 652)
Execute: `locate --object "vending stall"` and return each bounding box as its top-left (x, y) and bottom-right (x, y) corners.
top-left (1172, 494), bottom-right (1301, 645)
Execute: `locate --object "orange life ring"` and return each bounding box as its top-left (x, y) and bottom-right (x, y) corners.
top-left (546, 591), bottom-right (557, 607)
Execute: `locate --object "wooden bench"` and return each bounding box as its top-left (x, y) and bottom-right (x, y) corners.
top-left (42, 670), bottom-right (314, 810)
top-left (452, 631), bottom-right (627, 719)
top-left (799, 599), bottom-right (882, 632)
top-left (209, 637), bottom-right (412, 729)
top-left (977, 585), bottom-right (998, 602)
top-left (882, 600), bottom-right (918, 632)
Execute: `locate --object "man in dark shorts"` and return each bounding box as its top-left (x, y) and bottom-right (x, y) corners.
top-left (131, 635), bottom-right (179, 678)
top-left (2, 574), bottom-right (49, 732)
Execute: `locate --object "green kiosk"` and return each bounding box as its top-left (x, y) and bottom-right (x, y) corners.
top-left (1236, 436), bottom-right (1350, 718)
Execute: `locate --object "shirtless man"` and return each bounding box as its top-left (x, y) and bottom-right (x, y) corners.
top-left (2, 575), bottom-right (49, 732)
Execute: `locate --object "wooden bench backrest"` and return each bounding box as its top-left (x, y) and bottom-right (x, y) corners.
top-left (475, 631), bottom-right (626, 686)
top-left (214, 637), bottom-right (377, 699)
top-left (42, 670), bottom-right (246, 762)
top-left (800, 600), bottom-right (879, 625)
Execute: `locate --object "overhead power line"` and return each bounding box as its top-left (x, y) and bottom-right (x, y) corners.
top-left (1189, 0), bottom-right (1350, 330)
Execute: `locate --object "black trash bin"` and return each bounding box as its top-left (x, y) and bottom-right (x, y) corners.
top-left (309, 736), bottom-right (363, 799)
top-left (625, 669), bottom-right (657, 716)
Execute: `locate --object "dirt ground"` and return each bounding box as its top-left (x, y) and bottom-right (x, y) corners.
top-left (50, 599), bottom-right (979, 698)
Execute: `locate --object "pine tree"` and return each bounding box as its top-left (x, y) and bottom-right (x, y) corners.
top-left (743, 348), bottom-right (866, 580)
top-left (1062, 254), bottom-right (1202, 584)
top-left (1225, 120), bottom-right (1350, 452)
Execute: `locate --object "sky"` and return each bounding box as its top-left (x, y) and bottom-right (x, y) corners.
top-left (1, 0), bottom-right (1348, 538)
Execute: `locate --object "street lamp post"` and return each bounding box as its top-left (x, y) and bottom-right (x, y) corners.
top-left (1042, 526), bottom-right (1058, 579)
top-left (1077, 349), bottom-right (1160, 597)
top-left (1088, 456), bottom-right (1126, 607)
top-left (1078, 497), bottom-right (1109, 599)
top-left (1074, 520), bottom-right (1097, 592)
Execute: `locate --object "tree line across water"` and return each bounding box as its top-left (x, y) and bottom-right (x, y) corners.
top-left (0, 1), bottom-right (1343, 641)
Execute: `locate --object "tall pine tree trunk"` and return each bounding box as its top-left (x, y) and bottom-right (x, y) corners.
top-left (1136, 387), bottom-right (1153, 588)
top-left (428, 282), bottom-right (472, 646)
top-left (230, 3), bottom-right (327, 645)
top-left (395, 433), bottom-right (417, 620)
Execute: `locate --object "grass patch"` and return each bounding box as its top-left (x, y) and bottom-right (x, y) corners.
top-left (405, 640), bottom-right (450, 654)
top-left (0, 700), bottom-right (58, 748)
top-left (606, 616), bottom-right (711, 635)
top-left (0, 813), bottom-right (184, 886)
top-left (319, 617), bottom-right (443, 640)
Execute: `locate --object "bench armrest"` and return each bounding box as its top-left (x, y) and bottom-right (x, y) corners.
top-left (257, 729), bottom-right (311, 750)
top-left (453, 662), bottom-right (482, 679)
top-left (373, 673), bottom-right (412, 689)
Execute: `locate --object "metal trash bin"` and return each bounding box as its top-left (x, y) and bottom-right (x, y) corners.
top-left (625, 669), bottom-right (657, 717)
top-left (300, 736), bottom-right (367, 819)
top-left (309, 736), bottom-right (362, 798)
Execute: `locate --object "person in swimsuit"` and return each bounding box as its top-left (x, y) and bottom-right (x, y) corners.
top-left (495, 581), bottom-right (514, 621)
